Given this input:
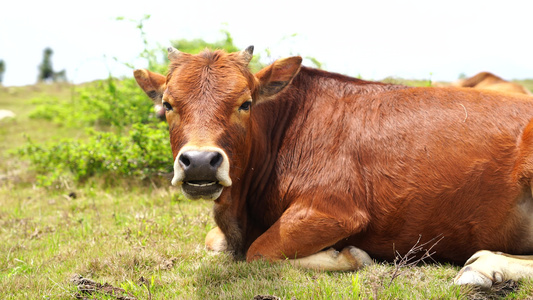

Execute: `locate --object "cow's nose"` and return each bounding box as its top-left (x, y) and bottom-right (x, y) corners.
top-left (178, 151), bottom-right (223, 180)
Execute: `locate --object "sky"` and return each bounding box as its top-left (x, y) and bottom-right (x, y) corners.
top-left (1, 0), bottom-right (532, 87)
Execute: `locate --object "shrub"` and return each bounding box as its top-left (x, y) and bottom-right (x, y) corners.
top-left (29, 77), bottom-right (157, 129)
top-left (17, 122), bottom-right (172, 187)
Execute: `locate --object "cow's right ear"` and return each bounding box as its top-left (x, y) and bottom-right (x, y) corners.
top-left (133, 69), bottom-right (167, 105)
top-left (254, 56), bottom-right (302, 103)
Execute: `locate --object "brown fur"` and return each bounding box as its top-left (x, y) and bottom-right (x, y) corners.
top-left (135, 49), bottom-right (533, 267)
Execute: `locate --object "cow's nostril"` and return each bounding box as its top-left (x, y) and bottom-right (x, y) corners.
top-left (210, 152), bottom-right (223, 169)
top-left (179, 150), bottom-right (224, 173)
top-left (179, 153), bottom-right (191, 168)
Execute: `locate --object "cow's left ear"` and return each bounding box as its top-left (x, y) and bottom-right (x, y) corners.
top-left (133, 69), bottom-right (167, 105)
top-left (254, 56), bottom-right (302, 103)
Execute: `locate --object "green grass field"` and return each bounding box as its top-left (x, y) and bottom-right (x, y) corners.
top-left (1, 82), bottom-right (533, 299)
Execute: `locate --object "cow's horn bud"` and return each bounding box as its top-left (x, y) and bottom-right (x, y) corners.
top-left (240, 45), bottom-right (254, 65)
top-left (168, 46), bottom-right (181, 61)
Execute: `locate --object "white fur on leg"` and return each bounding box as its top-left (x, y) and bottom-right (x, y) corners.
top-left (289, 246), bottom-right (373, 271)
top-left (454, 250), bottom-right (533, 288)
top-left (205, 227), bottom-right (227, 252)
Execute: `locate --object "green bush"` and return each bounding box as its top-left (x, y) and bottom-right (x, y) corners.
top-left (29, 77), bottom-right (157, 129)
top-left (17, 122), bottom-right (172, 187)
top-left (21, 75), bottom-right (172, 187)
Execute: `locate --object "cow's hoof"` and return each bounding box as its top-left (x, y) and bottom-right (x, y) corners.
top-left (340, 246), bottom-right (373, 269)
top-left (453, 265), bottom-right (503, 289)
top-left (205, 227), bottom-right (227, 252)
top-left (453, 250), bottom-right (508, 289)
top-left (287, 246), bottom-right (373, 271)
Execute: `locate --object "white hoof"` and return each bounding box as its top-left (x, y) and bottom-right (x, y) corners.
top-left (453, 266), bottom-right (494, 289)
top-left (347, 246), bottom-right (373, 267)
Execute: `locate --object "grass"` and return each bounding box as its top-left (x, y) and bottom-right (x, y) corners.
top-left (1, 82), bottom-right (533, 299)
top-left (380, 77), bottom-right (434, 87)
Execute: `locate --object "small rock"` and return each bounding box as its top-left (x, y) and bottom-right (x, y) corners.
top-left (0, 109), bottom-right (15, 121)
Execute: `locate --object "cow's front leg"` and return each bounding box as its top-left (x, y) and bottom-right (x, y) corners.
top-left (454, 250), bottom-right (533, 288)
top-left (246, 208), bottom-right (372, 271)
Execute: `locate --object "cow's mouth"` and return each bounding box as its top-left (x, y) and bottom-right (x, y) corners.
top-left (186, 180), bottom-right (217, 187)
top-left (181, 181), bottom-right (224, 200)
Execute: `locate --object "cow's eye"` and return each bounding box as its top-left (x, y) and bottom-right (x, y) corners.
top-left (239, 100), bottom-right (252, 111)
top-left (163, 101), bottom-right (173, 111)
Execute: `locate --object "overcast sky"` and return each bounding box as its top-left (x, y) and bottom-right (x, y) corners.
top-left (1, 0), bottom-right (532, 87)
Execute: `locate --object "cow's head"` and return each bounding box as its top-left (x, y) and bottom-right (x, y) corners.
top-left (134, 47), bottom-right (302, 200)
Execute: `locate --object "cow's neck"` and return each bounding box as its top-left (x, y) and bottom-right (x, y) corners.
top-left (245, 67), bottom-right (405, 202)
top-left (211, 79), bottom-right (302, 257)
top-left (210, 83), bottom-right (300, 258)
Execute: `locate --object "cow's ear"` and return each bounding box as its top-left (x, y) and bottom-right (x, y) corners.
top-left (133, 69), bottom-right (167, 105)
top-left (255, 56), bottom-right (302, 103)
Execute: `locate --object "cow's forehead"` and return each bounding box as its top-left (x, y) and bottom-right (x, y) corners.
top-left (166, 71), bottom-right (250, 104)
top-left (166, 52), bottom-right (252, 101)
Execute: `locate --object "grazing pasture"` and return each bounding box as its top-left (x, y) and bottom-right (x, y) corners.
top-left (1, 78), bottom-right (533, 299)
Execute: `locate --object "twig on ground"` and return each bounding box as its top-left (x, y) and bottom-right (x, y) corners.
top-left (389, 234), bottom-right (444, 287)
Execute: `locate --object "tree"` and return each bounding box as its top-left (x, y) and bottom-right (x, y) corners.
top-left (38, 48), bottom-right (54, 82)
top-left (0, 60), bottom-right (5, 84)
top-left (37, 47), bottom-right (66, 83)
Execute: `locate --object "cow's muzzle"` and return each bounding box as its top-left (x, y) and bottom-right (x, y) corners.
top-left (171, 146), bottom-right (232, 200)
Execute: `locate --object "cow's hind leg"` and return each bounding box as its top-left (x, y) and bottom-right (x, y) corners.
top-left (453, 120), bottom-right (533, 287)
top-left (454, 250), bottom-right (533, 288)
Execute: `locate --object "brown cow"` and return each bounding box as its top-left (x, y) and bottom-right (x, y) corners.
top-left (134, 47), bottom-right (533, 288)
top-left (453, 71), bottom-right (532, 95)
